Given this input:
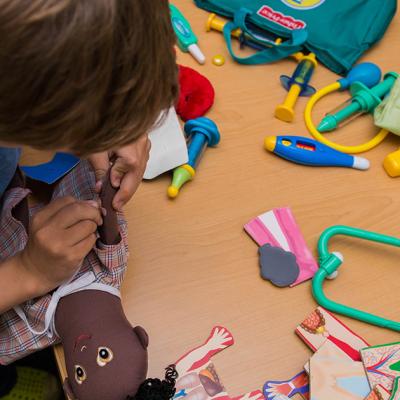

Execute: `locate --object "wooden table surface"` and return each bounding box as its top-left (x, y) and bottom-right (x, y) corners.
top-left (23, 1), bottom-right (400, 397)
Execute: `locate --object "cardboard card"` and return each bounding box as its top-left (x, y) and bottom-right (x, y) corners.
top-left (304, 340), bottom-right (350, 374)
top-left (144, 108), bottom-right (188, 179)
top-left (361, 342), bottom-right (400, 392)
top-left (390, 377), bottom-right (400, 400)
top-left (244, 207), bottom-right (318, 286)
top-left (364, 385), bottom-right (391, 400)
top-left (296, 307), bottom-right (369, 361)
top-left (174, 326), bottom-right (264, 400)
top-left (310, 357), bottom-right (370, 400)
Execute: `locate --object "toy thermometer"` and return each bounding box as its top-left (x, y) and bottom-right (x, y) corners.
top-left (265, 135), bottom-right (369, 170)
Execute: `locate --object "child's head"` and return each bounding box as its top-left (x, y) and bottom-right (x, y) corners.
top-left (0, 0), bottom-right (177, 156)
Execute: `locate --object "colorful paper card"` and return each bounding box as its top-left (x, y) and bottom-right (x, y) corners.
top-left (263, 370), bottom-right (309, 400)
top-left (304, 339), bottom-right (352, 374)
top-left (296, 307), bottom-right (369, 361)
top-left (361, 342), bottom-right (400, 392)
top-left (174, 326), bottom-right (264, 400)
top-left (310, 356), bottom-right (370, 400)
top-left (390, 377), bottom-right (400, 400)
top-left (364, 384), bottom-right (392, 400)
top-left (244, 207), bottom-right (318, 286)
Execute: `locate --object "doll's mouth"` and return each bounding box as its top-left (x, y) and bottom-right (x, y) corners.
top-left (74, 334), bottom-right (92, 351)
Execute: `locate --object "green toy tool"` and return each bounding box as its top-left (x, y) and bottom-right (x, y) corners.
top-left (313, 225), bottom-right (400, 332)
top-left (168, 117), bottom-right (220, 199)
top-left (318, 72), bottom-right (398, 132)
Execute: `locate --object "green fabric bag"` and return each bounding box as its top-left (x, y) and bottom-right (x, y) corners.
top-left (194, 0), bottom-right (397, 74)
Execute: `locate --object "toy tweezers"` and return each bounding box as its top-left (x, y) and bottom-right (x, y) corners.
top-left (313, 225), bottom-right (400, 332)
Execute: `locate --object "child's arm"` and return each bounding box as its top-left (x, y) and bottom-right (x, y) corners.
top-left (0, 196), bottom-right (102, 313)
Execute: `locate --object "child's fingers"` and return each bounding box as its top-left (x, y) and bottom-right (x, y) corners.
top-left (87, 152), bottom-right (111, 192)
top-left (66, 220), bottom-right (99, 246)
top-left (53, 200), bottom-right (102, 229)
top-left (71, 233), bottom-right (98, 261)
top-left (112, 171), bottom-right (140, 210)
top-left (110, 158), bottom-right (131, 189)
top-left (32, 196), bottom-right (77, 229)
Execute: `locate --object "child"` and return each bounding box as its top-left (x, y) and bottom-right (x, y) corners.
top-left (0, 0), bottom-right (178, 398)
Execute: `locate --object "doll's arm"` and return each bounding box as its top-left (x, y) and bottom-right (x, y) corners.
top-left (175, 326), bottom-right (234, 375)
top-left (98, 169), bottom-right (120, 245)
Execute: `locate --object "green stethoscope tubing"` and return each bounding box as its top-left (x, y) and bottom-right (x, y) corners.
top-left (313, 225), bottom-right (400, 332)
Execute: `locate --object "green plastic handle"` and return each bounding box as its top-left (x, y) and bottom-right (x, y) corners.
top-left (313, 225), bottom-right (400, 332)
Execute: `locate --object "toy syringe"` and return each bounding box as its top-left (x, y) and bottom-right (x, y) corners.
top-left (275, 53), bottom-right (317, 123)
top-left (318, 72), bottom-right (399, 132)
top-left (168, 117), bottom-right (220, 198)
top-left (170, 4), bottom-right (205, 64)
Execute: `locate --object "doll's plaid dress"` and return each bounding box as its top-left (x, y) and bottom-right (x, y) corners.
top-left (0, 161), bottom-right (128, 365)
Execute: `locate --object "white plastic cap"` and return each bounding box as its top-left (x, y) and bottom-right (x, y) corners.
top-left (327, 251), bottom-right (343, 280)
top-left (188, 44), bottom-right (206, 65)
top-left (352, 156), bottom-right (370, 170)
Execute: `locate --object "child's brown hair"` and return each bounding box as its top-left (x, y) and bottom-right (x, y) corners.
top-left (0, 0), bottom-right (178, 156)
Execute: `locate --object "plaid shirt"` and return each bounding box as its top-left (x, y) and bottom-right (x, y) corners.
top-left (0, 161), bottom-right (129, 365)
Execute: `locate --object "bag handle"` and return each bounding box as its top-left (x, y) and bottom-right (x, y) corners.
top-left (223, 8), bottom-right (307, 65)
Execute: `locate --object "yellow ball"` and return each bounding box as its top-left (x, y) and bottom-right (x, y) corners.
top-left (212, 55), bottom-right (225, 67)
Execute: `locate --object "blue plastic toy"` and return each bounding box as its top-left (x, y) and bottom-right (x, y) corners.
top-left (336, 62), bottom-right (382, 91)
top-left (264, 135), bottom-right (370, 170)
top-left (168, 117), bottom-right (220, 198)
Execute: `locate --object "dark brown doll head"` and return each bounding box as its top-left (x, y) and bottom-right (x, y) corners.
top-left (55, 291), bottom-right (177, 400)
top-left (55, 290), bottom-right (149, 400)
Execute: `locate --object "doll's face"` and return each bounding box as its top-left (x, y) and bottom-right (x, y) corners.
top-left (64, 326), bottom-right (149, 400)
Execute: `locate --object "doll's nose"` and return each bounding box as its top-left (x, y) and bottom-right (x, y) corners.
top-left (74, 333), bottom-right (92, 351)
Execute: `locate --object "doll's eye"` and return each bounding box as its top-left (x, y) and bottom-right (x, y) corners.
top-left (74, 365), bottom-right (87, 384)
top-left (97, 347), bottom-right (114, 367)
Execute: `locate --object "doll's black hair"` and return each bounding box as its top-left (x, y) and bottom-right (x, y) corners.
top-left (128, 365), bottom-right (178, 400)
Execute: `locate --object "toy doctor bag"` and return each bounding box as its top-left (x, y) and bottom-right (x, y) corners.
top-left (194, 0), bottom-right (397, 75)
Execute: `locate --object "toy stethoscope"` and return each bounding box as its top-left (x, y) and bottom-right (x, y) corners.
top-left (305, 63), bottom-right (391, 154)
top-left (313, 225), bottom-right (400, 332)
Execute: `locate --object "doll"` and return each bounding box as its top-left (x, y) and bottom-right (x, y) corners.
top-left (0, 162), bottom-right (177, 399)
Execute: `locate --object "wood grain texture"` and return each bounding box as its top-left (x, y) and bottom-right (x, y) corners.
top-left (26, 1), bottom-right (399, 395)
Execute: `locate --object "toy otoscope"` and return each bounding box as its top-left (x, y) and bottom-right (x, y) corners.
top-left (264, 136), bottom-right (369, 170)
top-left (170, 4), bottom-right (205, 64)
top-left (318, 72), bottom-right (398, 132)
top-left (304, 62), bottom-right (393, 154)
top-left (168, 117), bottom-right (220, 199)
top-left (275, 53), bottom-right (317, 123)
top-left (313, 225), bottom-right (400, 332)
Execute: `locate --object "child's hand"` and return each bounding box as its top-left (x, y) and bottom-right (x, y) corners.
top-left (18, 196), bottom-right (102, 295)
top-left (88, 134), bottom-right (151, 210)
